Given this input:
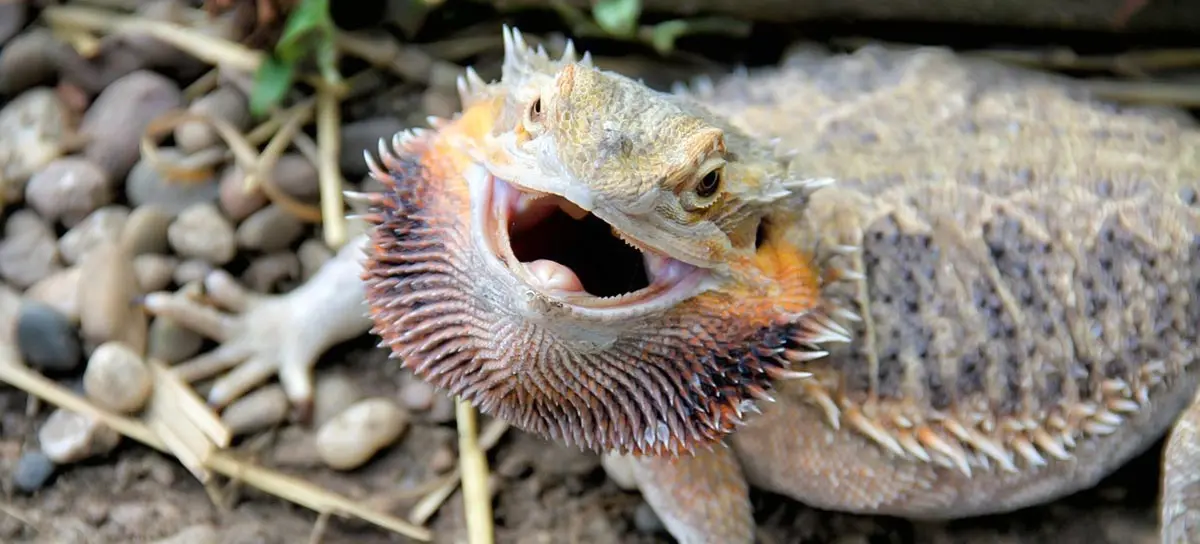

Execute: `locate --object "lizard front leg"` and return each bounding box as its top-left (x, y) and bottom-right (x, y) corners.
top-left (602, 446), bottom-right (754, 544)
top-left (1161, 386), bottom-right (1200, 543)
top-left (141, 233), bottom-right (373, 420)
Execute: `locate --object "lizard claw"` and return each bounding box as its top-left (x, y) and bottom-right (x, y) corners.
top-left (142, 236), bottom-right (374, 424)
top-left (142, 271), bottom-right (315, 419)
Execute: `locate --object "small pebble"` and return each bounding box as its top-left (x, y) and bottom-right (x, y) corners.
top-left (399, 378), bottom-right (437, 412)
top-left (16, 301), bottom-right (82, 374)
top-left (168, 203), bottom-right (236, 265)
top-left (271, 153), bottom-right (320, 202)
top-left (134, 254), bottom-right (178, 293)
top-left (0, 210), bottom-right (62, 289)
top-left (241, 252), bottom-right (299, 293)
top-left (0, 29), bottom-right (59, 93)
top-left (428, 392), bottom-right (456, 424)
top-left (175, 86), bottom-right (250, 153)
top-left (148, 316), bottom-right (203, 364)
top-left (236, 204), bottom-right (305, 252)
top-left (151, 524), bottom-right (219, 544)
top-left (77, 241), bottom-right (147, 353)
top-left (339, 117), bottom-right (405, 178)
top-left (81, 70), bottom-right (183, 181)
top-left (0, 2), bottom-right (26, 46)
top-left (220, 384), bottom-right (289, 436)
top-left (216, 165), bottom-right (267, 222)
top-left (270, 426), bottom-right (322, 467)
top-left (297, 238), bottom-right (334, 280)
top-left (38, 408), bottom-right (122, 464)
top-left (83, 341), bottom-right (153, 414)
top-left (12, 449), bottom-right (57, 494)
top-left (25, 267), bottom-right (82, 324)
top-left (1, 29), bottom-right (70, 96)
top-left (427, 444), bottom-right (456, 474)
top-left (122, 204), bottom-right (173, 255)
top-left (172, 259), bottom-right (213, 286)
top-left (315, 397), bottom-right (409, 470)
top-left (58, 205), bottom-right (130, 265)
top-left (122, 1), bottom-right (204, 65)
top-left (25, 157), bottom-right (112, 227)
top-left (312, 374), bottom-right (364, 428)
top-left (0, 88), bottom-right (70, 203)
top-left (125, 149), bottom-right (220, 216)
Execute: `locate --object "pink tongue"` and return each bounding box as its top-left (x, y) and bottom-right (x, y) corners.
top-left (524, 259), bottom-right (584, 293)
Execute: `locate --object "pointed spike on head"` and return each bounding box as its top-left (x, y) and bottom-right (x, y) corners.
top-left (466, 66), bottom-right (487, 90)
top-left (561, 39), bottom-right (578, 62)
top-left (456, 75), bottom-right (471, 105)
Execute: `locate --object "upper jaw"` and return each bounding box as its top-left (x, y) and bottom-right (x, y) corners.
top-left (474, 134), bottom-right (732, 272)
top-left (463, 160), bottom-right (716, 321)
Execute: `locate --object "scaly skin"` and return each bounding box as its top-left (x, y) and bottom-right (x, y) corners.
top-left (144, 28), bottom-right (1200, 544)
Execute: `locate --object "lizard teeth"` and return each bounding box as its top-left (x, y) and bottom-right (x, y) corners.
top-left (557, 199), bottom-right (589, 219)
top-left (643, 252), bottom-right (694, 286)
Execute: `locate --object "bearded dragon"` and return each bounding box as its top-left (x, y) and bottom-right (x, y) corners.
top-left (142, 27), bottom-right (1200, 543)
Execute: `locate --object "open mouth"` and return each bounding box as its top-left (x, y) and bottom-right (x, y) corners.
top-left (483, 175), bottom-right (705, 308)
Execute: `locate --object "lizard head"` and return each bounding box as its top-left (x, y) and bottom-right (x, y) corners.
top-left (361, 26), bottom-right (850, 456)
top-left (466, 34), bottom-right (806, 274)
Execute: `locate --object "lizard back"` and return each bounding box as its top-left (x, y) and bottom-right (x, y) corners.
top-left (687, 45), bottom-right (1200, 496)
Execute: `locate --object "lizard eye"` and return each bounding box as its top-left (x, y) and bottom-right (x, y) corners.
top-left (695, 166), bottom-right (722, 198)
top-left (528, 97), bottom-right (544, 123)
top-left (523, 96), bottom-right (546, 136)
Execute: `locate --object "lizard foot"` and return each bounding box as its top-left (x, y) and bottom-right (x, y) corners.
top-left (142, 236), bottom-right (373, 423)
top-left (602, 445), bottom-right (754, 544)
top-left (1161, 386), bottom-right (1200, 543)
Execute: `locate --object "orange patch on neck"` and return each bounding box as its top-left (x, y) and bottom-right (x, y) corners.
top-left (716, 229), bottom-right (824, 324)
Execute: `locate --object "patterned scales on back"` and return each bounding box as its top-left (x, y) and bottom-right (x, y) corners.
top-left (678, 45), bottom-right (1200, 514)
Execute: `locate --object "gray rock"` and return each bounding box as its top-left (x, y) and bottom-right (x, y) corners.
top-left (81, 70), bottom-right (182, 181)
top-left (0, 210), bottom-right (62, 288)
top-left (17, 301), bottom-right (82, 374)
top-left (12, 449), bottom-right (57, 494)
top-left (0, 2), bottom-right (28, 47)
top-left (25, 157), bottom-right (112, 227)
top-left (125, 149), bottom-right (219, 216)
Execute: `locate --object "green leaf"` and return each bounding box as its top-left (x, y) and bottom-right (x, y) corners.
top-left (250, 56), bottom-right (296, 117)
top-left (592, 0), bottom-right (640, 38)
top-left (276, 0), bottom-right (333, 63)
top-left (649, 20), bottom-right (688, 54)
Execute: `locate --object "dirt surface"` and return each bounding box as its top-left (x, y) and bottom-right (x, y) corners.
top-left (1, 339), bottom-right (1166, 543)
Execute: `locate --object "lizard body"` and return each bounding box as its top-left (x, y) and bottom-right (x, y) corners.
top-left (631, 44), bottom-right (1200, 538)
top-left (142, 29), bottom-right (1200, 543)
